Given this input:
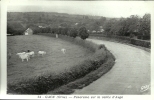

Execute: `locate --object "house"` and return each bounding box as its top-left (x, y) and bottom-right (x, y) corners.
top-left (39, 26), bottom-right (46, 28)
top-left (92, 30), bottom-right (96, 33)
top-left (100, 29), bottom-right (104, 32)
top-left (75, 23), bottom-right (78, 25)
top-left (24, 28), bottom-right (33, 35)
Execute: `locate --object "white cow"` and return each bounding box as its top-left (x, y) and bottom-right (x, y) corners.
top-left (16, 53), bottom-right (29, 62)
top-left (26, 51), bottom-right (35, 58)
top-left (61, 48), bottom-right (66, 54)
top-left (38, 51), bottom-right (46, 56)
top-left (16, 52), bottom-right (26, 58)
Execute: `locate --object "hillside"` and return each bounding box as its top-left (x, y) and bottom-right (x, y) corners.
top-left (7, 12), bottom-right (107, 30)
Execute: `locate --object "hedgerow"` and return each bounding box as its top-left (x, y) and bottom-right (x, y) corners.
top-left (90, 34), bottom-right (151, 48)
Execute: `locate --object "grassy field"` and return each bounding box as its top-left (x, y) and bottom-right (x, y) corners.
top-left (7, 35), bottom-right (93, 84)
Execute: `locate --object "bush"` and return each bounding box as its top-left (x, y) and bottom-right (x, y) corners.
top-left (98, 44), bottom-right (105, 50)
top-left (130, 39), bottom-right (150, 48)
top-left (78, 27), bottom-right (89, 40)
top-left (137, 35), bottom-right (150, 40)
top-left (90, 34), bottom-right (150, 48)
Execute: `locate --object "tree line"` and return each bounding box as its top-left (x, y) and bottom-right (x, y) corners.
top-left (7, 22), bottom-right (89, 40)
top-left (7, 12), bottom-right (150, 40)
top-left (102, 14), bottom-right (150, 40)
top-left (35, 26), bottom-right (89, 40)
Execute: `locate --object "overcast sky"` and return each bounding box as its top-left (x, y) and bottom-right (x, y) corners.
top-left (7, 1), bottom-right (153, 18)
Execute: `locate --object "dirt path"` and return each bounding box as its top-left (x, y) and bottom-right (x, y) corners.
top-left (73, 39), bottom-right (150, 95)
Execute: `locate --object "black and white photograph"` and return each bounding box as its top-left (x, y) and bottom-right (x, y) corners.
top-left (1, 0), bottom-right (153, 98)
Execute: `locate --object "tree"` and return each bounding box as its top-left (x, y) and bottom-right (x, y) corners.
top-left (110, 18), bottom-right (127, 36)
top-left (7, 22), bottom-right (25, 35)
top-left (103, 18), bottom-right (117, 35)
top-left (69, 28), bottom-right (78, 38)
top-left (125, 15), bottom-right (140, 36)
top-left (51, 28), bottom-right (58, 34)
top-left (99, 17), bottom-right (106, 26)
top-left (78, 27), bottom-right (89, 40)
top-left (138, 14), bottom-right (150, 36)
top-left (58, 28), bottom-right (68, 35)
top-left (103, 15), bottom-right (141, 37)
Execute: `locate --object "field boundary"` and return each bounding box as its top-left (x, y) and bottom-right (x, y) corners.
top-left (90, 34), bottom-right (150, 52)
top-left (8, 34), bottom-right (115, 94)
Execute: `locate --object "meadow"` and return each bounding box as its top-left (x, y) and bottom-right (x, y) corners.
top-left (7, 35), bottom-right (93, 84)
top-left (7, 34), bottom-right (115, 94)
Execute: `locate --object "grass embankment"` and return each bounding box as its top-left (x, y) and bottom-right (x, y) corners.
top-left (8, 34), bottom-right (115, 94)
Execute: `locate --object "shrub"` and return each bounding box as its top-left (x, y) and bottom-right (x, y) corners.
top-left (78, 27), bottom-right (89, 40)
top-left (130, 38), bottom-right (150, 48)
top-left (98, 44), bottom-right (105, 50)
top-left (137, 35), bottom-right (150, 40)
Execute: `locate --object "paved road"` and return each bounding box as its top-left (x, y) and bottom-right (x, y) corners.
top-left (73, 39), bottom-right (150, 95)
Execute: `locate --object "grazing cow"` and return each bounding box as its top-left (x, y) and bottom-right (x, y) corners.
top-left (61, 48), bottom-right (66, 54)
top-left (26, 51), bottom-right (35, 58)
top-left (16, 53), bottom-right (29, 62)
top-left (16, 52), bottom-right (26, 58)
top-left (38, 51), bottom-right (46, 56)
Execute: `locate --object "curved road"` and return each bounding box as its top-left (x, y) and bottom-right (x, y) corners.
top-left (73, 39), bottom-right (150, 95)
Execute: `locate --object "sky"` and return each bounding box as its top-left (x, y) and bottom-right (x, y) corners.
top-left (7, 1), bottom-right (153, 18)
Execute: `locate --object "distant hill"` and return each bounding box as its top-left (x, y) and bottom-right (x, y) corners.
top-left (7, 12), bottom-right (109, 31)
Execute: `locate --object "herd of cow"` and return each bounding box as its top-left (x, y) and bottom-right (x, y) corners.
top-left (9, 48), bottom-right (66, 62)
top-left (16, 50), bottom-right (46, 62)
